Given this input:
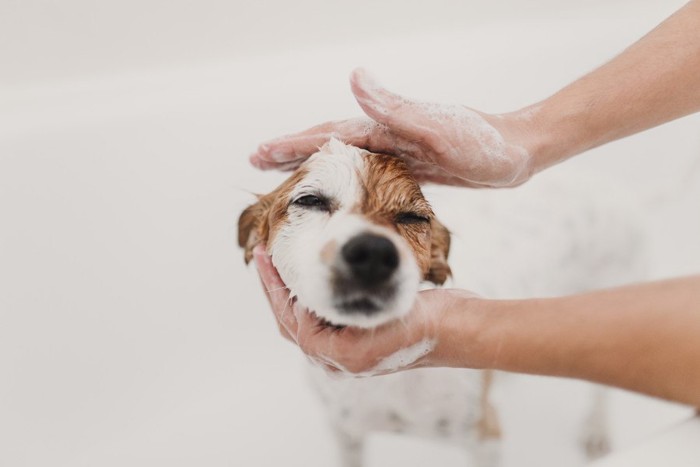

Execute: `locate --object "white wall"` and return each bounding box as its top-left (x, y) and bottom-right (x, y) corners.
top-left (0, 0), bottom-right (669, 85)
top-left (1, 1), bottom-right (698, 466)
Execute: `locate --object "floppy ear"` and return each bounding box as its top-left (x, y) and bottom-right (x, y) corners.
top-left (237, 168), bottom-right (307, 264)
top-left (425, 217), bottom-right (452, 285)
top-left (237, 196), bottom-right (270, 264)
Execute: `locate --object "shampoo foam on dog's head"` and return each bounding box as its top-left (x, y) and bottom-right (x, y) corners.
top-left (238, 139), bottom-right (450, 328)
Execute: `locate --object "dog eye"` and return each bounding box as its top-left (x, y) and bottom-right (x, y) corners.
top-left (292, 195), bottom-right (330, 211)
top-left (395, 212), bottom-right (430, 225)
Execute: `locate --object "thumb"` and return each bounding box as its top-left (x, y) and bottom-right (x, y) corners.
top-left (253, 245), bottom-right (289, 307)
top-left (349, 68), bottom-right (422, 136)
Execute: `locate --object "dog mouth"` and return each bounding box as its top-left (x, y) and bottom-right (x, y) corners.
top-left (334, 296), bottom-right (382, 315)
top-left (331, 279), bottom-right (398, 316)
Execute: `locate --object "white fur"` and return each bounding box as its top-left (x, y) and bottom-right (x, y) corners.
top-left (269, 139), bottom-right (421, 328)
top-left (258, 141), bottom-right (647, 467)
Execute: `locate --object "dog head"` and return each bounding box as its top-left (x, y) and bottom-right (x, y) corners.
top-left (239, 138), bottom-right (450, 328)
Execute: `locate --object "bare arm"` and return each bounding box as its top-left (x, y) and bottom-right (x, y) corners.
top-left (251, 0), bottom-right (700, 187)
top-left (435, 276), bottom-right (700, 407)
top-left (521, 0), bottom-right (700, 171)
top-left (250, 1), bottom-right (700, 408)
top-left (254, 248), bottom-right (700, 407)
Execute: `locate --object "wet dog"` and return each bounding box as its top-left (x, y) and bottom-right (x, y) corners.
top-left (238, 138), bottom-right (644, 466)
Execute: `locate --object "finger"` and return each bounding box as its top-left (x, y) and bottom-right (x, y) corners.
top-left (412, 168), bottom-right (488, 188)
top-left (253, 245), bottom-right (299, 336)
top-left (402, 159), bottom-right (475, 188)
top-left (404, 156), bottom-right (505, 188)
top-left (255, 270), bottom-right (296, 343)
top-left (306, 355), bottom-right (342, 376)
top-left (250, 120), bottom-right (364, 164)
top-left (253, 245), bottom-right (285, 301)
top-left (293, 310), bottom-right (378, 375)
top-left (250, 118), bottom-right (398, 168)
top-left (277, 322), bottom-right (295, 342)
top-left (349, 68), bottom-right (427, 138)
top-left (260, 279), bottom-right (298, 341)
top-left (293, 308), bottom-right (339, 355)
top-left (249, 155), bottom-right (306, 172)
top-left (249, 126), bottom-right (330, 166)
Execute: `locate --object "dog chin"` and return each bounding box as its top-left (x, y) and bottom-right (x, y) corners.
top-left (308, 301), bottom-right (414, 329)
top-left (296, 276), bottom-right (420, 329)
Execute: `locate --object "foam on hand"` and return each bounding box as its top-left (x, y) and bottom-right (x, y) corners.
top-left (369, 338), bottom-right (436, 374)
top-left (316, 338), bottom-right (436, 378)
top-left (350, 68), bottom-right (531, 187)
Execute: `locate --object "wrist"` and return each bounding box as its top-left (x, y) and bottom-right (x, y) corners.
top-left (431, 293), bottom-right (557, 373)
top-left (430, 291), bottom-right (499, 369)
top-left (497, 100), bottom-right (590, 176)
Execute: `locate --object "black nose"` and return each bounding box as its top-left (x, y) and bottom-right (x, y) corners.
top-left (341, 233), bottom-right (399, 286)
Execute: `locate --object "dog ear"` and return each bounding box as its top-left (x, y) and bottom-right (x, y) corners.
top-left (237, 169), bottom-right (307, 264)
top-left (237, 196), bottom-right (270, 264)
top-left (425, 217), bottom-right (452, 285)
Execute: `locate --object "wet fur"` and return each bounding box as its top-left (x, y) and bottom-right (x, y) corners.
top-left (237, 139), bottom-right (640, 466)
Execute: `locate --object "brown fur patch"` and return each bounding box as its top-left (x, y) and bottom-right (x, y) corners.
top-left (425, 218), bottom-right (452, 285)
top-left (237, 150), bottom-right (451, 285)
top-left (359, 153), bottom-right (451, 284)
top-left (237, 168), bottom-right (307, 263)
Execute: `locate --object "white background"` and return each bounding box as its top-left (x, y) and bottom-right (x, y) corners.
top-left (1, 1), bottom-right (698, 466)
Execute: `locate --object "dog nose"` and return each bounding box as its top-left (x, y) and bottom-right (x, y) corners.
top-left (341, 233), bottom-right (399, 285)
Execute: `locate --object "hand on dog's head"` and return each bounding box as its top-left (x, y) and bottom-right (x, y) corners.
top-left (239, 139), bottom-right (450, 328)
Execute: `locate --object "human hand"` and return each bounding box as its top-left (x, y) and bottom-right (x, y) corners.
top-left (253, 244), bottom-right (485, 375)
top-left (250, 68), bottom-right (538, 188)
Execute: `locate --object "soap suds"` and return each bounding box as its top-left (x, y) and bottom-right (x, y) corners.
top-left (316, 338), bottom-right (436, 378)
top-left (370, 338), bottom-right (436, 373)
top-left (351, 69), bottom-right (531, 187)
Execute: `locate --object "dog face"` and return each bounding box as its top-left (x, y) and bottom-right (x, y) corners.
top-left (239, 138), bottom-right (450, 328)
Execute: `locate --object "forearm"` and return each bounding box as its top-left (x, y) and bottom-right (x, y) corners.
top-left (512, 0), bottom-right (700, 172)
top-left (441, 276), bottom-right (700, 407)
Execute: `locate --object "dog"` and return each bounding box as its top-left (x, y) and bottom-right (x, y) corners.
top-left (238, 138), bottom-right (646, 466)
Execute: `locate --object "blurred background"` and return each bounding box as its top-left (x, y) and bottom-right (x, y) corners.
top-left (1, 0), bottom-right (698, 466)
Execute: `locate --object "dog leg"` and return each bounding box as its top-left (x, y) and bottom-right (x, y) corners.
top-left (579, 385), bottom-right (612, 461)
top-left (470, 370), bottom-right (502, 467)
top-left (334, 429), bottom-right (364, 467)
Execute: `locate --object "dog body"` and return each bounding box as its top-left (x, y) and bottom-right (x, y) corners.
top-left (308, 364), bottom-right (492, 466)
top-left (239, 139), bottom-right (646, 466)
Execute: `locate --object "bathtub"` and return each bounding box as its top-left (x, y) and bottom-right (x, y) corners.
top-left (1, 1), bottom-right (698, 466)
